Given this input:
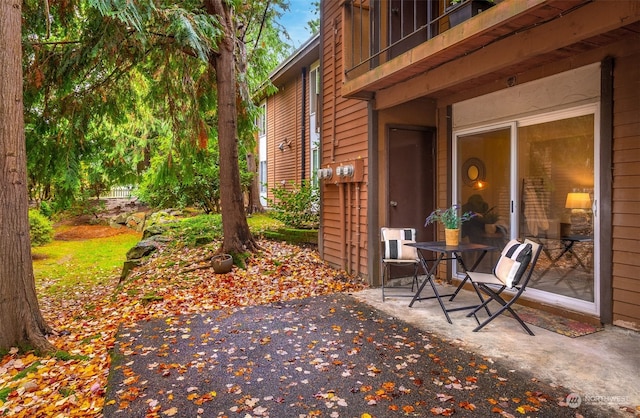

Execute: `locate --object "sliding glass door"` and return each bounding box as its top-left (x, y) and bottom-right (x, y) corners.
top-left (455, 125), bottom-right (512, 274)
top-left (454, 106), bottom-right (598, 313)
top-left (518, 110), bottom-right (596, 307)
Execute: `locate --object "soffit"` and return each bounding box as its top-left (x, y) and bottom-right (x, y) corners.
top-left (342, 0), bottom-right (640, 102)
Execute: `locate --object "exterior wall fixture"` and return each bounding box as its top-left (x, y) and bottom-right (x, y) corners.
top-left (317, 167), bottom-right (333, 180)
top-left (320, 159), bottom-right (364, 184)
top-left (278, 138), bottom-right (292, 151)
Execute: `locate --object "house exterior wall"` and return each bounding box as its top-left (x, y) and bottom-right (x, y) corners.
top-left (318, 0), bottom-right (640, 330)
top-left (430, 36), bottom-right (639, 329)
top-left (263, 67), bottom-right (311, 205)
top-left (319, 0), bottom-right (369, 275)
top-left (611, 49), bottom-right (640, 330)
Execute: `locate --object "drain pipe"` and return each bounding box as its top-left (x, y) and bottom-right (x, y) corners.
top-left (347, 182), bottom-right (352, 274)
top-left (301, 67), bottom-right (307, 180)
top-left (331, 18), bottom-right (338, 162)
top-left (356, 182), bottom-right (361, 276)
top-left (339, 182), bottom-right (346, 269)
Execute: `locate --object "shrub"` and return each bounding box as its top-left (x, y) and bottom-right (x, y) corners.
top-left (268, 180), bottom-right (319, 229)
top-left (39, 201), bottom-right (53, 218)
top-left (29, 209), bottom-right (53, 246)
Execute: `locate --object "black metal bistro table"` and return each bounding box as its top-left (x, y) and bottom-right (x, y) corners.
top-left (405, 242), bottom-right (497, 324)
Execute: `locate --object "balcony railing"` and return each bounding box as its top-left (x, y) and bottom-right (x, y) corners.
top-left (344, 0), bottom-right (492, 79)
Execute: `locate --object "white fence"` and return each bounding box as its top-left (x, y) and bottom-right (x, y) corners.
top-left (104, 186), bottom-right (135, 199)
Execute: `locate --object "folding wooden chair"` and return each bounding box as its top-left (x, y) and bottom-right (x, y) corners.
top-left (466, 239), bottom-right (543, 335)
top-left (380, 227), bottom-right (423, 301)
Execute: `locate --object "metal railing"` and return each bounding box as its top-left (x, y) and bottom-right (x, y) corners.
top-left (344, 0), bottom-right (472, 77)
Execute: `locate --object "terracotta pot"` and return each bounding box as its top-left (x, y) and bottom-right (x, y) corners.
top-left (444, 228), bottom-right (460, 246)
top-left (211, 254), bottom-right (233, 274)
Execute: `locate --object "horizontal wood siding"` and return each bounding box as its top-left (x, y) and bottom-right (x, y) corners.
top-left (266, 69), bottom-right (313, 204)
top-left (611, 50), bottom-right (640, 330)
top-left (321, 0), bottom-right (370, 277)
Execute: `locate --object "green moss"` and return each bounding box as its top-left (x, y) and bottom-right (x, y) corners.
top-left (0, 386), bottom-right (13, 402)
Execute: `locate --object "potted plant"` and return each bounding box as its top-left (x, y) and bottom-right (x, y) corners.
top-left (425, 204), bottom-right (476, 246)
top-left (211, 253), bottom-right (233, 274)
top-left (447, 0), bottom-right (496, 28)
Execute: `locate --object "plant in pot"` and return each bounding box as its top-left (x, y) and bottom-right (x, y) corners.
top-left (425, 204), bottom-right (476, 246)
top-left (211, 253), bottom-right (233, 274)
top-left (447, 0), bottom-right (496, 28)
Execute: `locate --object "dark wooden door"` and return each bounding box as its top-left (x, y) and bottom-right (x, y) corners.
top-left (387, 127), bottom-right (436, 277)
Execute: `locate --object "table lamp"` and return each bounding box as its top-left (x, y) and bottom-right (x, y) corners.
top-left (564, 192), bottom-right (592, 235)
top-left (565, 192), bottom-right (591, 212)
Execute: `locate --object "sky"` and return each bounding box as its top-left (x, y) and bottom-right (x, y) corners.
top-left (276, 0), bottom-right (317, 48)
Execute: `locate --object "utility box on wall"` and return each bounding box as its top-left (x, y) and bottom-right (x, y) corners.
top-left (317, 159), bottom-right (364, 183)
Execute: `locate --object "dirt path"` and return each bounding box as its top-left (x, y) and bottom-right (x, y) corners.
top-left (53, 198), bottom-right (149, 240)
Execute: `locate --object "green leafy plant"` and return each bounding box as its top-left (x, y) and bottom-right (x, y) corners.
top-left (425, 204), bottom-right (476, 229)
top-left (28, 209), bottom-right (53, 246)
top-left (268, 180), bottom-right (319, 229)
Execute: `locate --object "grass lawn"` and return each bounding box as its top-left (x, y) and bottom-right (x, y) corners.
top-left (31, 213), bottom-right (288, 296)
top-left (32, 230), bottom-right (142, 296)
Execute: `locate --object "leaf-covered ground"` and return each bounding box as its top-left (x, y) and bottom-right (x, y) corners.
top-left (0, 235), bottom-right (607, 417)
top-left (0, 239), bottom-right (366, 417)
top-left (104, 293), bottom-right (601, 418)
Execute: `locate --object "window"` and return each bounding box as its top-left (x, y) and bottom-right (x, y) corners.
top-left (309, 65), bottom-right (320, 188)
top-left (258, 102), bottom-right (267, 206)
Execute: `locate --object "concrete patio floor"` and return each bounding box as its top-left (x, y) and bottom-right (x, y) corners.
top-left (353, 283), bottom-right (640, 416)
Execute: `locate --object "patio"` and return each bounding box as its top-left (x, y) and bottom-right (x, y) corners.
top-left (354, 282), bottom-right (640, 415)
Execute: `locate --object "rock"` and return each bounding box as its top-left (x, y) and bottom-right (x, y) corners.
top-left (142, 224), bottom-right (167, 239)
top-left (125, 239), bottom-right (159, 260)
top-left (111, 212), bottom-right (129, 225)
top-left (120, 259), bottom-right (141, 283)
top-left (146, 210), bottom-right (177, 227)
top-left (126, 212), bottom-right (146, 231)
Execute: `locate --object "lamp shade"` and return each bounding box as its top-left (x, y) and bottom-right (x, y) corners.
top-left (565, 192), bottom-right (591, 209)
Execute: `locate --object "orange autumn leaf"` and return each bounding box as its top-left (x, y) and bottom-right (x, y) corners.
top-left (459, 401), bottom-right (476, 410)
top-left (382, 381), bottom-right (395, 392)
top-left (402, 405), bottom-right (415, 413)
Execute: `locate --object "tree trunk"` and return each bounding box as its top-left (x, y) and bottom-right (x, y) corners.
top-left (205, 0), bottom-right (258, 254)
top-left (0, 0), bottom-right (54, 352)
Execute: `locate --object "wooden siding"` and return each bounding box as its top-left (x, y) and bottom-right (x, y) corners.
top-left (318, 0), bottom-right (640, 331)
top-left (611, 50), bottom-right (640, 331)
top-left (320, 0), bottom-right (370, 277)
top-left (264, 67), bottom-right (312, 204)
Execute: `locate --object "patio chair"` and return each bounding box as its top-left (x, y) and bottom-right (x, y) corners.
top-left (466, 238), bottom-right (543, 335)
top-left (381, 227), bottom-right (423, 301)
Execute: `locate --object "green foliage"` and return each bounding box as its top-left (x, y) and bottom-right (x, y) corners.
top-left (268, 180), bottom-right (319, 229)
top-left (38, 201), bottom-right (53, 218)
top-left (425, 204), bottom-right (476, 229)
top-left (163, 213), bottom-right (224, 247)
top-left (137, 144), bottom-right (223, 213)
top-left (21, 0), bottom-right (289, 214)
top-left (29, 209), bottom-right (54, 246)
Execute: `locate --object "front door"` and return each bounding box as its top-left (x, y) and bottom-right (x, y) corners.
top-left (388, 126), bottom-right (436, 241)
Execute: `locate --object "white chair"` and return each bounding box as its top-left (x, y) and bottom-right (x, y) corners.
top-left (381, 227), bottom-right (423, 301)
top-left (466, 238), bottom-right (543, 335)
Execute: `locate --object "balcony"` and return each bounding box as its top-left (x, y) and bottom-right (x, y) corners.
top-left (342, 0), bottom-right (606, 102)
